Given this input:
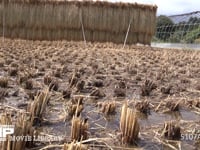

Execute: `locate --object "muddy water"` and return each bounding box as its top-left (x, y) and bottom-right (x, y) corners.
top-left (0, 39), bottom-right (200, 149)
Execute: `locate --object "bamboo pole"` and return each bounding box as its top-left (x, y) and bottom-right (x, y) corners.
top-left (123, 16), bottom-right (133, 49)
top-left (79, 9), bottom-right (86, 46)
top-left (2, 0), bottom-right (5, 42)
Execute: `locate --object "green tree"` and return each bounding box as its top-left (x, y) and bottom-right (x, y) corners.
top-left (188, 17), bottom-right (200, 24)
top-left (156, 15), bottom-right (174, 41)
top-left (184, 26), bottom-right (200, 43)
top-left (157, 15), bottom-right (174, 27)
top-left (169, 30), bottom-right (183, 43)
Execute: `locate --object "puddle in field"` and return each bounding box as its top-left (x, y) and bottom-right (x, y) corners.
top-left (37, 101), bottom-right (199, 146)
top-left (1, 39), bottom-right (200, 149)
top-left (139, 109), bottom-right (199, 127)
top-left (136, 110), bottom-right (199, 150)
top-left (1, 81), bottom-right (199, 150)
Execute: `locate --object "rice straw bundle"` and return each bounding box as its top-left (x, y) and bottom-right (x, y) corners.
top-left (162, 121), bottom-right (181, 140)
top-left (0, 113), bottom-right (13, 150)
top-left (0, 113), bottom-right (34, 150)
top-left (7, 113), bottom-right (34, 150)
top-left (28, 88), bottom-right (50, 125)
top-left (120, 102), bottom-right (140, 145)
top-left (63, 141), bottom-right (88, 150)
top-left (71, 116), bottom-right (89, 141)
top-left (98, 101), bottom-right (116, 115)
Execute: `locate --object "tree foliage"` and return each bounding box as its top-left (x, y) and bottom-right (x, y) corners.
top-left (184, 26), bottom-right (200, 43)
top-left (156, 15), bottom-right (174, 40)
top-left (156, 15), bottom-right (174, 27)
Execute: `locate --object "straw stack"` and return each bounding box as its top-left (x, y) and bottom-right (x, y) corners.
top-left (0, 0), bottom-right (157, 44)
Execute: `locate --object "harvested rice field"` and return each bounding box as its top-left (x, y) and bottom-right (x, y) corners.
top-left (0, 38), bottom-right (200, 150)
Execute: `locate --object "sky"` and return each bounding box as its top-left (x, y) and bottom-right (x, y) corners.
top-left (110, 0), bottom-right (200, 16)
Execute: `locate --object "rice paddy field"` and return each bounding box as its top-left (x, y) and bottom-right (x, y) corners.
top-left (0, 38), bottom-right (200, 150)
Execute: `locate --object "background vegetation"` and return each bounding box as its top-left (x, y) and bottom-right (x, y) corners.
top-left (155, 15), bottom-right (200, 43)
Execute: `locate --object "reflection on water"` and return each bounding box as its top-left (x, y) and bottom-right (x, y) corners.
top-left (151, 43), bottom-right (200, 50)
top-left (139, 110), bottom-right (199, 126)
